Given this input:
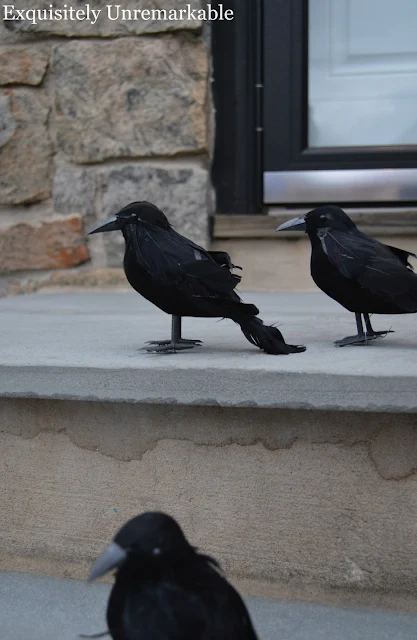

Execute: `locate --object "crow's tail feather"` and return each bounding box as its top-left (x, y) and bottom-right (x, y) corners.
top-left (236, 316), bottom-right (306, 355)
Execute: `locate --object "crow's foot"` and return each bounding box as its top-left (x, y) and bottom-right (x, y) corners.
top-left (334, 331), bottom-right (391, 347)
top-left (144, 339), bottom-right (202, 354)
top-left (366, 329), bottom-right (394, 339)
top-left (146, 338), bottom-right (202, 346)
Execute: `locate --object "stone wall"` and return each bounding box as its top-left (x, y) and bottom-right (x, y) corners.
top-left (0, 1), bottom-right (211, 295)
top-left (2, 398), bottom-right (417, 610)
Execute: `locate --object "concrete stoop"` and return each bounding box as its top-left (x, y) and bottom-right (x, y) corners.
top-left (2, 571), bottom-right (417, 640)
top-left (1, 291), bottom-right (416, 612)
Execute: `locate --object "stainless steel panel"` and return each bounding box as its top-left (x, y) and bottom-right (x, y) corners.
top-left (264, 169), bottom-right (417, 203)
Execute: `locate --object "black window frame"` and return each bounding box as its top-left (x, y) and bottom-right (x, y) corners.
top-left (264, 0), bottom-right (417, 173)
top-left (211, 0), bottom-right (264, 214)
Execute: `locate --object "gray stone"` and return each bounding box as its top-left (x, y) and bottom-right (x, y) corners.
top-left (2, 292), bottom-right (417, 602)
top-left (1, 0), bottom-right (203, 37)
top-left (0, 21), bottom-right (28, 45)
top-left (96, 163), bottom-right (210, 266)
top-left (0, 45), bottom-right (49, 86)
top-left (52, 35), bottom-right (208, 162)
top-left (53, 166), bottom-right (96, 216)
top-left (0, 89), bottom-right (53, 204)
top-left (0, 93), bottom-right (16, 146)
top-left (2, 572), bottom-right (417, 640)
top-left (1, 291), bottom-right (417, 413)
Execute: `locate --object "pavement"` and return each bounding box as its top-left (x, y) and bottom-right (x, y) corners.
top-left (1, 571), bottom-right (417, 640)
top-left (1, 290), bottom-right (417, 412)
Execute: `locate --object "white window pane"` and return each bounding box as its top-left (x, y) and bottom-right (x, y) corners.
top-left (308, 0), bottom-right (417, 147)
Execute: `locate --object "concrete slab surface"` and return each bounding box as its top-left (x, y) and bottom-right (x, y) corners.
top-left (1, 571), bottom-right (417, 640)
top-left (1, 290), bottom-right (417, 411)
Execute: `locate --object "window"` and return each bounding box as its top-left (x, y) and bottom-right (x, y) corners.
top-left (264, 0), bottom-right (417, 204)
top-left (212, 1), bottom-right (417, 213)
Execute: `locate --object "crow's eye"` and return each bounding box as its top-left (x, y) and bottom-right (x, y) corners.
top-left (320, 214), bottom-right (327, 219)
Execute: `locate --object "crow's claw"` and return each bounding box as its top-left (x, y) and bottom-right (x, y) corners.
top-left (145, 338), bottom-right (202, 346)
top-left (145, 342), bottom-right (200, 354)
top-left (334, 331), bottom-right (391, 347)
top-left (366, 330), bottom-right (394, 339)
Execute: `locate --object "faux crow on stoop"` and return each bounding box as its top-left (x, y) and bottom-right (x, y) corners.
top-left (89, 202), bottom-right (305, 355)
top-left (277, 205), bottom-right (417, 346)
top-left (83, 511), bottom-right (259, 640)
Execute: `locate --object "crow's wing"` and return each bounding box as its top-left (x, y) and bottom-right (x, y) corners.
top-left (322, 229), bottom-right (417, 311)
top-left (356, 257), bottom-right (417, 310)
top-left (207, 250), bottom-right (242, 270)
top-left (131, 225), bottom-right (240, 296)
top-left (318, 228), bottom-right (377, 279)
top-left (168, 260), bottom-right (241, 294)
top-left (382, 244), bottom-right (416, 270)
top-left (200, 573), bottom-right (259, 639)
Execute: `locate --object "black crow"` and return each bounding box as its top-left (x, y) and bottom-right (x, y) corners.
top-left (88, 202), bottom-right (305, 354)
top-left (276, 205), bottom-right (417, 346)
top-left (86, 511), bottom-right (259, 640)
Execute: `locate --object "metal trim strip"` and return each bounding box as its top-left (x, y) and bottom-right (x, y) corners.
top-left (264, 169), bottom-right (417, 203)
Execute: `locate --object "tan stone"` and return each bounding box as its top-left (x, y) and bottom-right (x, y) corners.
top-left (46, 267), bottom-right (126, 288)
top-left (10, 268), bottom-right (128, 296)
top-left (370, 424), bottom-right (417, 480)
top-left (212, 235), bottom-right (417, 292)
top-left (0, 216), bottom-right (89, 273)
top-left (211, 238), bottom-right (316, 292)
top-left (52, 36), bottom-right (208, 162)
top-left (1, 400), bottom-right (417, 603)
top-left (0, 46), bottom-right (49, 86)
top-left (1, 0), bottom-right (203, 37)
top-left (0, 89), bottom-right (53, 204)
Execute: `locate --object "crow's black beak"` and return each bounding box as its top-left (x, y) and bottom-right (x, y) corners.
top-left (88, 542), bottom-right (128, 582)
top-left (276, 216), bottom-right (306, 232)
top-left (88, 216), bottom-right (120, 235)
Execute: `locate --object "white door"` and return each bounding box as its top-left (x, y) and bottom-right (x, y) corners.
top-left (309, 0), bottom-right (417, 147)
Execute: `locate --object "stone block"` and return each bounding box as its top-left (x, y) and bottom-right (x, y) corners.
top-left (1, 398), bottom-right (417, 599)
top-left (0, 89), bottom-right (52, 204)
top-left (0, 215), bottom-right (89, 273)
top-left (52, 36), bottom-right (208, 162)
top-left (95, 163), bottom-right (210, 266)
top-left (1, 0), bottom-right (203, 37)
top-left (53, 166), bottom-right (96, 216)
top-left (0, 45), bottom-right (49, 86)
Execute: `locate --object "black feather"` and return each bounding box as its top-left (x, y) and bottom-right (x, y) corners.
top-left (304, 205), bottom-right (417, 316)
top-left (91, 202), bottom-right (305, 354)
top-left (89, 512), bottom-right (260, 640)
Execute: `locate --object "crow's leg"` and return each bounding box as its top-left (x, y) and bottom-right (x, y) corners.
top-left (363, 313), bottom-right (394, 340)
top-left (145, 316), bottom-right (202, 353)
top-left (334, 312), bottom-right (370, 346)
top-left (170, 315), bottom-right (202, 344)
top-left (335, 313), bottom-right (394, 347)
